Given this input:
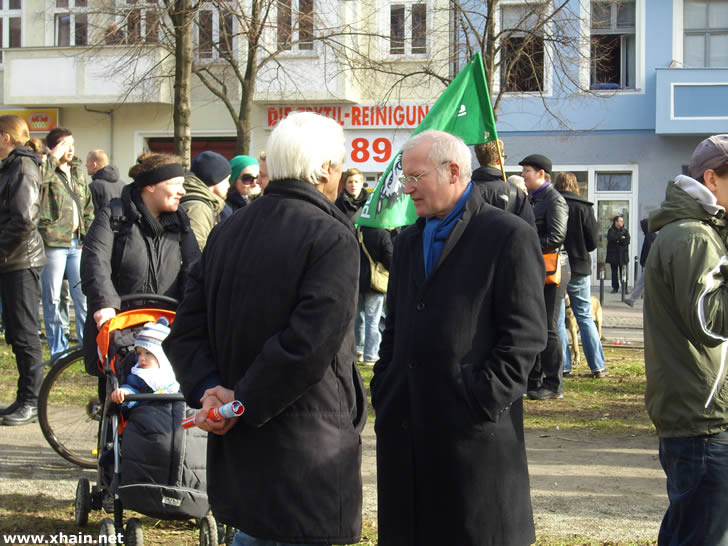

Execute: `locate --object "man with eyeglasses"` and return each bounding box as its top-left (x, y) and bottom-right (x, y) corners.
top-left (372, 130), bottom-right (546, 545)
top-left (226, 155), bottom-right (260, 213)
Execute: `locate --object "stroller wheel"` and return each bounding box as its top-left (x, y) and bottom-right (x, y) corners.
top-left (74, 478), bottom-right (91, 526)
top-left (199, 514), bottom-right (218, 546)
top-left (98, 518), bottom-right (115, 542)
top-left (125, 517), bottom-right (144, 546)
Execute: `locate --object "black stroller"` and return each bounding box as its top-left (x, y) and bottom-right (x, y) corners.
top-left (73, 295), bottom-right (232, 545)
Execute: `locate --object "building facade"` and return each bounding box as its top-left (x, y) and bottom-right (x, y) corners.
top-left (1, 0), bottom-right (725, 281)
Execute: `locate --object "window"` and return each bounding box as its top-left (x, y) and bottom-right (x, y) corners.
top-left (196, 2), bottom-right (234, 60)
top-left (389, 2), bottom-right (426, 55)
top-left (596, 172), bottom-right (632, 191)
top-left (500, 4), bottom-right (545, 92)
top-left (0, 0), bottom-right (22, 64)
top-left (590, 1), bottom-right (636, 89)
top-left (117, 0), bottom-right (161, 45)
top-left (55, 0), bottom-right (87, 46)
top-left (684, 0), bottom-right (728, 67)
top-left (278, 0), bottom-right (314, 51)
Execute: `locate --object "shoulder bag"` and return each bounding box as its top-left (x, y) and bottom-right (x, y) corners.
top-left (357, 228), bottom-right (389, 294)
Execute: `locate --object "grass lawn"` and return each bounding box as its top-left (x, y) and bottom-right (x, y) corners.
top-left (0, 342), bottom-right (651, 545)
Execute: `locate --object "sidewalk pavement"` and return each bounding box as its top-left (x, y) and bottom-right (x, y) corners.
top-left (591, 285), bottom-right (644, 346)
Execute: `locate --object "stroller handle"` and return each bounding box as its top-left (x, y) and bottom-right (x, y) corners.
top-left (120, 294), bottom-right (179, 309)
top-left (124, 393), bottom-right (186, 402)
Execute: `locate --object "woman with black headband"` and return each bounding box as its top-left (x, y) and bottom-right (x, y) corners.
top-left (80, 152), bottom-right (201, 376)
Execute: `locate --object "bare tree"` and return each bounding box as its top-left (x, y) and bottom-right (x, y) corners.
top-left (81, 0), bottom-right (201, 165)
top-left (191, 0), bottom-right (353, 154)
top-left (329, 0), bottom-right (630, 127)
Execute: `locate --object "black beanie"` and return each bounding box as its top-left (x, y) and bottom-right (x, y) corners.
top-left (191, 151), bottom-right (232, 187)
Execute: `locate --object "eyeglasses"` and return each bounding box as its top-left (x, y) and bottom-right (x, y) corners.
top-left (398, 161), bottom-right (450, 187)
top-left (240, 174), bottom-right (259, 185)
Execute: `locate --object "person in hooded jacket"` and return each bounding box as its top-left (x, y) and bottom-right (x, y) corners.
top-left (181, 151), bottom-right (231, 250)
top-left (0, 115), bottom-right (47, 426)
top-left (80, 152), bottom-right (200, 377)
top-left (335, 167), bottom-right (369, 221)
top-left (644, 134), bottom-right (728, 545)
top-left (87, 149), bottom-right (123, 212)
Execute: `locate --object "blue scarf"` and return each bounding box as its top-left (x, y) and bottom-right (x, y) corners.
top-left (423, 183), bottom-right (472, 278)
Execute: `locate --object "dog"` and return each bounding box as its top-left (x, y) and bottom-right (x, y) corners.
top-left (565, 294), bottom-right (603, 368)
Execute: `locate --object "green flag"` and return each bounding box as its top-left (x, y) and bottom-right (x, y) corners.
top-left (357, 51), bottom-right (498, 229)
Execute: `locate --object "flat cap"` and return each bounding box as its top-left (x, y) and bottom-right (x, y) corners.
top-left (519, 154), bottom-right (552, 176)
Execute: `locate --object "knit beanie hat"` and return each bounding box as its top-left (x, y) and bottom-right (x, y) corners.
top-left (134, 317), bottom-right (171, 366)
top-left (230, 155), bottom-right (259, 184)
top-left (191, 151), bottom-right (232, 187)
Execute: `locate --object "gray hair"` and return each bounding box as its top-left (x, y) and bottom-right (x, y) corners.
top-left (402, 130), bottom-right (472, 184)
top-left (266, 112), bottom-right (346, 186)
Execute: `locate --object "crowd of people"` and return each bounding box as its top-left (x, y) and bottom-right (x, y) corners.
top-left (1, 111), bottom-right (727, 544)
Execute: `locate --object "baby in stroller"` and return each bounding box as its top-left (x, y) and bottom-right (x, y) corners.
top-left (110, 318), bottom-right (179, 408)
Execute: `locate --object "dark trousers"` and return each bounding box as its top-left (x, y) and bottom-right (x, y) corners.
top-left (658, 430), bottom-right (728, 545)
top-left (610, 263), bottom-right (625, 291)
top-left (528, 271), bottom-right (566, 393)
top-left (0, 267), bottom-right (44, 405)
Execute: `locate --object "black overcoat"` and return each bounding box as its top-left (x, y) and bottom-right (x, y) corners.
top-left (165, 179), bottom-right (367, 544)
top-left (606, 225), bottom-right (630, 265)
top-left (371, 189), bottom-right (547, 546)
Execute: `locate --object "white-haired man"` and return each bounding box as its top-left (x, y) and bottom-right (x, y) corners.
top-left (371, 130), bottom-right (546, 545)
top-left (165, 112), bottom-right (366, 545)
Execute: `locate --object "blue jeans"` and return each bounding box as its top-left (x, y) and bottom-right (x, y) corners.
top-left (565, 274), bottom-right (605, 373)
top-left (355, 290), bottom-right (384, 362)
top-left (41, 238), bottom-right (86, 356)
top-left (557, 298), bottom-right (571, 372)
top-left (232, 530), bottom-right (324, 546)
top-left (658, 430), bottom-right (728, 545)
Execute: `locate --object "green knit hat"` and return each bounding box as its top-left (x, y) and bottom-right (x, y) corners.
top-left (230, 155), bottom-right (259, 184)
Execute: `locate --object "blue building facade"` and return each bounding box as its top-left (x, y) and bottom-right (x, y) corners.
top-left (482, 0), bottom-right (727, 282)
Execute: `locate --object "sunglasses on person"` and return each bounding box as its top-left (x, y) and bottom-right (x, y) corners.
top-left (240, 174), bottom-right (259, 185)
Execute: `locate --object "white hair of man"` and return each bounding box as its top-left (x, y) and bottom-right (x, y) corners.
top-left (266, 112), bottom-right (346, 186)
top-left (402, 130), bottom-right (473, 184)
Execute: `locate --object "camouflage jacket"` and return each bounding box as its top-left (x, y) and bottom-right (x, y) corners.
top-left (39, 155), bottom-right (94, 248)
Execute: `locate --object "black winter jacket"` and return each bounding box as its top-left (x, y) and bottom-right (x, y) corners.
top-left (639, 218), bottom-right (656, 267)
top-left (606, 225), bottom-right (630, 265)
top-left (89, 165), bottom-right (124, 212)
top-left (335, 189), bottom-right (369, 221)
top-left (80, 184), bottom-right (200, 373)
top-left (558, 190), bottom-right (599, 276)
top-left (471, 166), bottom-right (536, 228)
top-left (0, 147), bottom-right (46, 273)
top-left (530, 182), bottom-right (568, 252)
top-left (357, 226), bottom-right (393, 292)
top-left (165, 179), bottom-right (366, 543)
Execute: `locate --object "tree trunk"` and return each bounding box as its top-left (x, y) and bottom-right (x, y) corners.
top-left (172, 0), bottom-right (194, 166)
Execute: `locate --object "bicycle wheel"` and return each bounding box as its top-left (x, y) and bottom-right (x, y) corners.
top-left (38, 347), bottom-right (99, 468)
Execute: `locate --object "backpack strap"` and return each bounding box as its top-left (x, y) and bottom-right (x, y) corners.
top-left (180, 194), bottom-right (220, 224)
